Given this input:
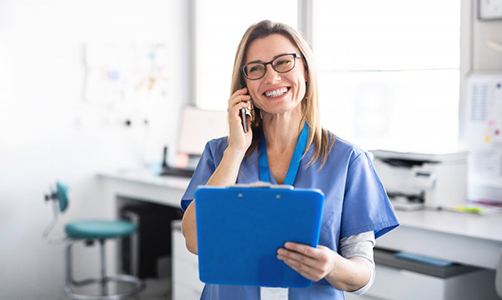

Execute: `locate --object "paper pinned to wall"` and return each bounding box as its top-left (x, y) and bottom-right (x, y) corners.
top-left (465, 73), bottom-right (502, 199)
top-left (80, 42), bottom-right (170, 128)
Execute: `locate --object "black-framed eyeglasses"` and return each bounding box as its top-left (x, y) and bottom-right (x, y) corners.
top-left (242, 53), bottom-right (302, 80)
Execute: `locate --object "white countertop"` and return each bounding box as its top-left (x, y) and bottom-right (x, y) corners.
top-left (98, 168), bottom-right (191, 190)
top-left (394, 209), bottom-right (502, 243)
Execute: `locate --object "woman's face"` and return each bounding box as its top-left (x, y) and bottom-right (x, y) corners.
top-left (244, 34), bottom-right (307, 116)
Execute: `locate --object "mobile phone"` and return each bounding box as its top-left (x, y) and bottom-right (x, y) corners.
top-left (240, 107), bottom-right (249, 133)
top-left (239, 81), bottom-right (254, 133)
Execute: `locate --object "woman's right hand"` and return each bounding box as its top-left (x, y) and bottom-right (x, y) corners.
top-left (227, 87), bottom-right (253, 153)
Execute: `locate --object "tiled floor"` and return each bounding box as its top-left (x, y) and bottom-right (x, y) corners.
top-left (62, 277), bottom-right (171, 300)
top-left (137, 278), bottom-right (171, 300)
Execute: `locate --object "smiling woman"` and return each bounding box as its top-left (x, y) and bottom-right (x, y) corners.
top-left (180, 20), bottom-right (399, 300)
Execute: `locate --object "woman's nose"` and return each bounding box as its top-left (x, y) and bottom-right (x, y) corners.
top-left (263, 64), bottom-right (281, 82)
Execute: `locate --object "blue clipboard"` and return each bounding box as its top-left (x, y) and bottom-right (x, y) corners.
top-left (194, 185), bottom-right (325, 288)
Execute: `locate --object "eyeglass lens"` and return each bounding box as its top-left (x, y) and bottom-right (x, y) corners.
top-left (244, 54), bottom-right (296, 80)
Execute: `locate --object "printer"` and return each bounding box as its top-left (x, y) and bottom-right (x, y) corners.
top-left (370, 150), bottom-right (468, 210)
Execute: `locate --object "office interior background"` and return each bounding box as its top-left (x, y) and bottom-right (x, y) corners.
top-left (1, 0), bottom-right (502, 299)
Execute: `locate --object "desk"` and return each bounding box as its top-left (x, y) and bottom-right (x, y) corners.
top-left (377, 209), bottom-right (502, 270)
top-left (98, 169), bottom-right (190, 208)
top-left (97, 169), bottom-right (190, 277)
top-left (97, 169), bottom-right (502, 295)
top-left (98, 169), bottom-right (502, 269)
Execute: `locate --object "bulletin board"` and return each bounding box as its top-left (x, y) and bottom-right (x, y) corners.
top-left (465, 73), bottom-right (502, 198)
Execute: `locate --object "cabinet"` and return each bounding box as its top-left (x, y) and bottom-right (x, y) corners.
top-left (172, 220), bottom-right (204, 300)
top-left (348, 248), bottom-right (499, 300)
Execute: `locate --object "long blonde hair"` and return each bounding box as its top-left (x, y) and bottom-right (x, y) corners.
top-left (230, 20), bottom-right (334, 168)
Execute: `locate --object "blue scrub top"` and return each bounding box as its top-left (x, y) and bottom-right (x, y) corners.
top-left (180, 129), bottom-right (399, 300)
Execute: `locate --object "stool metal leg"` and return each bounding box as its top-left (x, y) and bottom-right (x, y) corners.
top-left (65, 241), bottom-right (74, 288)
top-left (64, 239), bottom-right (144, 300)
top-left (99, 240), bottom-right (108, 297)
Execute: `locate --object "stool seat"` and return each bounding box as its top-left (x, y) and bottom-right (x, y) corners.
top-left (65, 220), bottom-right (137, 240)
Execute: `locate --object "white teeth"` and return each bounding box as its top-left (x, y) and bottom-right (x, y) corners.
top-left (265, 87), bottom-right (288, 97)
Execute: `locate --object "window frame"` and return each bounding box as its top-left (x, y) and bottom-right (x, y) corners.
top-left (189, 0), bottom-right (472, 147)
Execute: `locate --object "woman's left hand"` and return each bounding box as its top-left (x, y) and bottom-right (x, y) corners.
top-left (277, 242), bottom-right (337, 282)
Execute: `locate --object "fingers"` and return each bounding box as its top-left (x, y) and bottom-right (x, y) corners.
top-left (231, 87), bottom-right (250, 98)
top-left (228, 88), bottom-right (252, 124)
top-left (277, 243), bottom-right (334, 282)
top-left (227, 100), bottom-right (253, 136)
top-left (282, 258), bottom-right (322, 282)
top-left (284, 242), bottom-right (320, 259)
top-left (277, 248), bottom-right (318, 269)
top-left (228, 88), bottom-right (252, 108)
top-left (230, 101), bottom-right (252, 118)
top-left (226, 88), bottom-right (254, 150)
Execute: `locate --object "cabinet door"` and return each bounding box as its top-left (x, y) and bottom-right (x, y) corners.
top-left (172, 222), bottom-right (203, 300)
top-left (174, 282), bottom-right (203, 300)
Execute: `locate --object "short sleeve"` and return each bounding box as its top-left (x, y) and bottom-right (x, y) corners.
top-left (180, 142), bottom-right (217, 212)
top-left (340, 152), bottom-right (399, 239)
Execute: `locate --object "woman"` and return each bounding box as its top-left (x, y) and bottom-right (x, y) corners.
top-left (180, 20), bottom-right (399, 300)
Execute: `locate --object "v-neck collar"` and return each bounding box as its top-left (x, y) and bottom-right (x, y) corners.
top-left (258, 123), bottom-right (309, 185)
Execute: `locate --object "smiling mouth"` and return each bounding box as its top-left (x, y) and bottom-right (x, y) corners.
top-left (263, 87), bottom-right (290, 98)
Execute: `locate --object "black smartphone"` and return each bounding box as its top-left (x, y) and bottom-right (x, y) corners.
top-left (240, 107), bottom-right (249, 133)
top-left (239, 79), bottom-right (254, 133)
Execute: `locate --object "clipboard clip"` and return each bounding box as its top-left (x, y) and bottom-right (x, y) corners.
top-left (229, 182), bottom-right (294, 190)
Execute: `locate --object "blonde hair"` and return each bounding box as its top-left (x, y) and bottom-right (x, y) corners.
top-left (230, 20), bottom-right (334, 168)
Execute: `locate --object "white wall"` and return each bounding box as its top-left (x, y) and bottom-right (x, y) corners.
top-left (473, 17), bottom-right (502, 71)
top-left (0, 0), bottom-right (191, 299)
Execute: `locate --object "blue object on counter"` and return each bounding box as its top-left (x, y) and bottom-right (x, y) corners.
top-left (395, 252), bottom-right (453, 267)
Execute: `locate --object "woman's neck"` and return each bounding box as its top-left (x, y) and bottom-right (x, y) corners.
top-left (262, 109), bottom-right (303, 153)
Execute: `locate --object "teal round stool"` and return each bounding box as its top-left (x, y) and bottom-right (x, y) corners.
top-left (44, 182), bottom-right (144, 300)
top-left (65, 220), bottom-right (136, 240)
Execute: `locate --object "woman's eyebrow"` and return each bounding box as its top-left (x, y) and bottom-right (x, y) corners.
top-left (246, 58), bottom-right (264, 64)
top-left (246, 53), bottom-right (293, 65)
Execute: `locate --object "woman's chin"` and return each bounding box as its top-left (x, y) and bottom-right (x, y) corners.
top-left (259, 100), bottom-right (302, 115)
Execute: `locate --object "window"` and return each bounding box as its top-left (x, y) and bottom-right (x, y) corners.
top-left (313, 0), bottom-right (460, 151)
top-left (195, 0), bottom-right (297, 110)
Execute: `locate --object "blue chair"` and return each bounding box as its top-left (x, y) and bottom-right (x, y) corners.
top-left (44, 182), bottom-right (144, 300)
